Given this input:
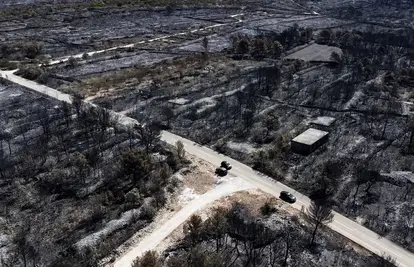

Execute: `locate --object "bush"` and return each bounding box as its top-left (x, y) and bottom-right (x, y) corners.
top-left (37, 71), bottom-right (50, 84)
top-left (260, 202), bottom-right (276, 216)
top-left (67, 57), bottom-right (78, 68)
top-left (213, 139), bottom-right (228, 154)
top-left (125, 188), bottom-right (141, 203)
top-left (236, 38), bottom-right (250, 55)
top-left (16, 65), bottom-right (43, 80)
top-left (23, 42), bottom-right (43, 59)
top-left (0, 60), bottom-right (18, 70)
top-left (140, 202), bottom-right (156, 220)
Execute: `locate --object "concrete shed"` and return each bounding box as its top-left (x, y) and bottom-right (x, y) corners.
top-left (291, 128), bottom-right (329, 155)
top-left (311, 116), bottom-right (336, 131)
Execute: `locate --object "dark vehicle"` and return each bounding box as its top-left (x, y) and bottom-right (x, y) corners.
top-left (221, 161), bottom-right (232, 170)
top-left (215, 167), bottom-right (228, 176)
top-left (279, 191), bottom-right (296, 203)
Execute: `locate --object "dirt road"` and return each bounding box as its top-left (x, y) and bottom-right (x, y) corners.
top-left (1, 57), bottom-right (414, 267)
top-left (113, 177), bottom-right (254, 267)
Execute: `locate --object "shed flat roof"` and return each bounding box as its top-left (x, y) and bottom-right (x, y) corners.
top-left (292, 128), bottom-right (329, 146)
top-left (312, 116), bottom-right (336, 127)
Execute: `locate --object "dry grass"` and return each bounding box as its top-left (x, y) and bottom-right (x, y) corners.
top-left (76, 54), bottom-right (249, 97)
top-left (182, 154), bottom-right (216, 194)
top-left (216, 190), bottom-right (279, 217)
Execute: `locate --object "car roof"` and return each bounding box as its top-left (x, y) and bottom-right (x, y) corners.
top-left (281, 191), bottom-right (294, 196)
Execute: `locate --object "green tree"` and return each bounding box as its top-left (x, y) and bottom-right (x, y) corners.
top-left (167, 256), bottom-right (188, 267)
top-left (252, 149), bottom-right (267, 173)
top-left (202, 36), bottom-right (209, 54)
top-left (252, 37), bottom-right (267, 59)
top-left (176, 140), bottom-right (185, 160)
top-left (1, 130), bottom-right (12, 155)
top-left (71, 152), bottom-right (89, 184)
top-left (262, 112), bottom-right (279, 138)
top-left (370, 254), bottom-right (398, 267)
top-left (186, 214), bottom-right (203, 247)
top-left (67, 57), bottom-right (78, 68)
top-left (23, 42), bottom-right (42, 59)
top-left (136, 124), bottom-right (160, 152)
top-left (188, 247), bottom-right (230, 267)
top-left (330, 51), bottom-right (343, 65)
top-left (236, 38), bottom-right (250, 55)
top-left (273, 41), bottom-right (283, 58)
top-left (318, 29), bottom-right (332, 44)
top-left (204, 207), bottom-right (229, 251)
top-left (303, 27), bottom-right (313, 43)
top-left (273, 40), bottom-right (283, 58)
top-left (132, 251), bottom-right (162, 267)
top-left (120, 149), bottom-right (153, 185)
top-left (161, 106), bottom-right (174, 128)
top-left (16, 65), bottom-right (43, 80)
top-left (12, 224), bottom-right (38, 267)
top-left (72, 94), bottom-right (84, 118)
top-left (61, 102), bottom-right (72, 128)
top-left (407, 116), bottom-right (414, 152)
top-left (293, 59), bottom-right (303, 72)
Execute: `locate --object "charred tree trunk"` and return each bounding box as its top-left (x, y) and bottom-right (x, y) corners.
top-left (311, 221), bottom-right (321, 245)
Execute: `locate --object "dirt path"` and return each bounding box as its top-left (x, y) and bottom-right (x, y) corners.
top-left (112, 176), bottom-right (254, 267)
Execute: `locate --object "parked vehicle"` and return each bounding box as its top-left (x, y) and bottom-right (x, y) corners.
top-left (279, 191), bottom-right (296, 203)
top-left (215, 167), bottom-right (228, 176)
top-left (221, 160), bottom-right (232, 170)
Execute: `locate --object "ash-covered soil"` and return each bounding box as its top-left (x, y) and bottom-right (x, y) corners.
top-left (12, 0), bottom-right (411, 254)
top-left (2, 0), bottom-right (414, 263)
top-left (0, 81), bottom-right (188, 267)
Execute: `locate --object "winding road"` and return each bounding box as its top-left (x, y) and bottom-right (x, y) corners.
top-left (1, 69), bottom-right (414, 267)
top-left (1, 10), bottom-right (414, 266)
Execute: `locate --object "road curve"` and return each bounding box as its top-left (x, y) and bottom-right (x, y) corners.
top-left (1, 71), bottom-right (414, 267)
top-left (161, 131), bottom-right (414, 267)
top-left (113, 178), bottom-right (254, 267)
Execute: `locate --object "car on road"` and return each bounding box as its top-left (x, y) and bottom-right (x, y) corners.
top-left (215, 167), bottom-right (228, 176)
top-left (221, 160), bottom-right (232, 170)
top-left (279, 191), bottom-right (296, 203)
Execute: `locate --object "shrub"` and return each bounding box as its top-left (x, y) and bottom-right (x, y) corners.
top-left (16, 65), bottom-right (43, 80)
top-left (37, 71), bottom-right (50, 84)
top-left (236, 38), bottom-right (250, 55)
top-left (67, 57), bottom-right (78, 68)
top-left (140, 202), bottom-right (156, 220)
top-left (260, 201), bottom-right (276, 216)
top-left (125, 188), bottom-right (141, 203)
top-left (0, 60), bottom-right (18, 70)
top-left (23, 42), bottom-right (43, 59)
